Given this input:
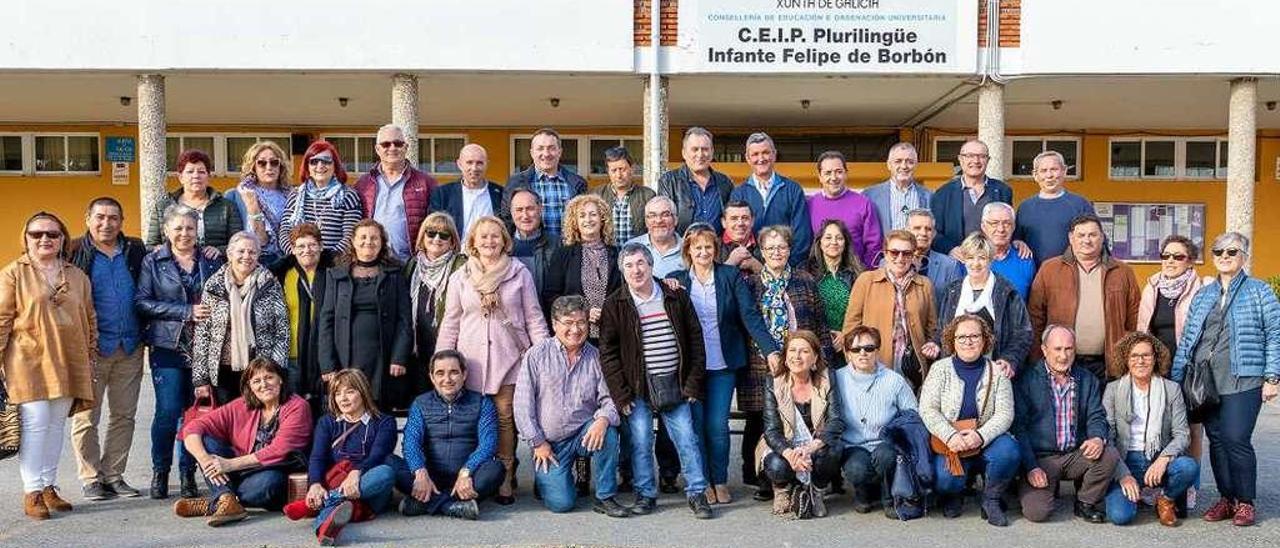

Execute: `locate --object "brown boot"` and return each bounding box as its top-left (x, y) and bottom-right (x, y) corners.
top-left (771, 486), bottom-right (791, 515)
top-left (41, 486), bottom-right (72, 512)
top-left (1156, 495), bottom-right (1179, 526)
top-left (173, 497), bottom-right (211, 518)
top-left (24, 491), bottom-right (49, 520)
top-left (206, 493), bottom-right (248, 527)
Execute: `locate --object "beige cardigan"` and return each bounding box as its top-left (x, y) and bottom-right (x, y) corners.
top-left (918, 356), bottom-right (1014, 447)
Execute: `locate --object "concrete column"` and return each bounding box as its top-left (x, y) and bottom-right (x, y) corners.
top-left (977, 81), bottom-right (1005, 179)
top-left (137, 74), bottom-right (166, 240)
top-left (391, 73), bottom-right (420, 168)
top-left (1226, 78), bottom-right (1257, 242)
top-left (642, 76), bottom-right (669, 188)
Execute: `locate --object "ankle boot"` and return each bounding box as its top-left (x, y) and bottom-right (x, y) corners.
top-left (24, 491), bottom-right (49, 520)
top-left (179, 469), bottom-right (199, 499)
top-left (771, 485), bottom-right (791, 515)
top-left (151, 469), bottom-right (170, 500)
top-left (980, 480), bottom-right (1010, 527)
top-left (41, 486), bottom-right (72, 512)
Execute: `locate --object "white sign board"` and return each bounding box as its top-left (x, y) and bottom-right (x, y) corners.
top-left (672, 0), bottom-right (977, 74)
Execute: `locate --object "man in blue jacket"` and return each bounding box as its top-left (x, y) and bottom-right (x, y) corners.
top-left (863, 142), bottom-right (933, 238)
top-left (727, 132), bottom-right (811, 267)
top-left (929, 139), bottom-right (1014, 257)
top-left (1013, 325), bottom-right (1120, 524)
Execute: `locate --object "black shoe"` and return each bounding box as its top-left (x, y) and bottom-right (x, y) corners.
top-left (752, 482), bottom-right (774, 501)
top-left (444, 499), bottom-right (480, 521)
top-left (105, 479), bottom-right (141, 498)
top-left (400, 497), bottom-right (430, 516)
top-left (617, 476), bottom-right (634, 493)
top-left (84, 481), bottom-right (114, 501)
top-left (659, 477), bottom-right (679, 494)
top-left (630, 495), bottom-right (657, 515)
top-left (851, 485), bottom-right (875, 513)
top-left (1074, 501), bottom-right (1106, 523)
top-left (688, 492), bottom-right (714, 519)
top-left (575, 457), bottom-right (591, 497)
top-left (150, 470), bottom-right (169, 500)
top-left (941, 495), bottom-right (964, 518)
top-left (593, 496), bottom-right (632, 518)
top-left (883, 500), bottom-right (899, 520)
top-left (179, 469), bottom-right (199, 499)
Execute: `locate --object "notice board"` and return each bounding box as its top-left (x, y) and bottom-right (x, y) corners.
top-left (1095, 202), bottom-right (1206, 263)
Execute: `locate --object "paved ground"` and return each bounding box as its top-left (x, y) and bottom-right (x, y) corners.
top-left (0, 376), bottom-right (1278, 547)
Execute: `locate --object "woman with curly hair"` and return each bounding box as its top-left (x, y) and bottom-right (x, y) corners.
top-left (542, 194), bottom-right (619, 341)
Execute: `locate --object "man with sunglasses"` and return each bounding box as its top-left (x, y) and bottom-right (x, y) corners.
top-left (354, 123), bottom-right (437, 261)
top-left (429, 144), bottom-right (503, 242)
top-left (1028, 214), bottom-right (1139, 383)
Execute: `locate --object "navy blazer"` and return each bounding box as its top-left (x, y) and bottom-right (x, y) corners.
top-left (929, 176), bottom-right (1014, 254)
top-left (429, 180), bottom-right (504, 230)
top-left (667, 263), bottom-right (780, 371)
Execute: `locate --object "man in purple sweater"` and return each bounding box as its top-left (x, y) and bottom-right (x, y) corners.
top-left (807, 150), bottom-right (882, 268)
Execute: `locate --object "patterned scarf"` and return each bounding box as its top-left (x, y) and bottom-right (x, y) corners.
top-left (581, 241), bottom-right (609, 339)
top-left (1155, 268), bottom-right (1196, 301)
top-left (886, 269), bottom-right (913, 366)
top-left (410, 250), bottom-right (456, 332)
top-left (760, 266), bottom-right (792, 347)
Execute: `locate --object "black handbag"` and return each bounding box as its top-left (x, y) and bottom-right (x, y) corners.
top-left (788, 482), bottom-right (819, 519)
top-left (1182, 359), bottom-right (1220, 414)
top-left (645, 370), bottom-right (684, 412)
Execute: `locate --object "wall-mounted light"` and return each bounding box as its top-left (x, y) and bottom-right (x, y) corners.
top-left (801, 99), bottom-right (811, 110)
top-left (1051, 100), bottom-right (1063, 110)
top-left (337, 97), bottom-right (349, 108)
top-left (119, 96), bottom-right (132, 107)
top-left (550, 97), bottom-right (561, 108)
top-left (1267, 101), bottom-right (1277, 112)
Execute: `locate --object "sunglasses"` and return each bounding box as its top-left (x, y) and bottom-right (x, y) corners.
top-left (847, 344), bottom-right (879, 354)
top-left (1160, 253), bottom-right (1189, 261)
top-left (885, 249), bottom-right (913, 258)
top-left (26, 230), bottom-right (62, 240)
top-left (378, 140), bottom-right (406, 149)
top-left (308, 157), bottom-right (334, 166)
top-left (1212, 248), bottom-right (1242, 258)
top-left (424, 230), bottom-right (452, 241)
top-left (255, 158), bottom-right (281, 168)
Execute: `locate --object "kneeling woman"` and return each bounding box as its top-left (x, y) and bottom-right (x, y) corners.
top-left (284, 369), bottom-right (401, 544)
top-left (758, 330), bottom-right (844, 517)
top-left (920, 314), bottom-right (1018, 526)
top-left (177, 358), bottom-right (313, 526)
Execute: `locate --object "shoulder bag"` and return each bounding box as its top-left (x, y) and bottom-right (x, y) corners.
top-left (929, 363), bottom-right (993, 476)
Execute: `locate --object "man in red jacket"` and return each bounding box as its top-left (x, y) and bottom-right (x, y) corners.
top-left (354, 124), bottom-right (437, 262)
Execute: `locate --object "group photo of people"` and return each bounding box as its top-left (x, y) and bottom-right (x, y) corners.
top-left (3, 124), bottom-right (1277, 546)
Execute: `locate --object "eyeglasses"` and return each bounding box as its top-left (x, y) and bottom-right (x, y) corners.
top-left (954, 333), bottom-right (983, 344)
top-left (423, 230), bottom-right (452, 241)
top-left (847, 344), bottom-right (879, 354)
top-left (645, 211), bottom-right (675, 219)
top-left (885, 249), bottom-right (913, 258)
top-left (555, 318), bottom-right (589, 329)
top-left (1128, 352), bottom-right (1155, 361)
top-left (762, 245), bottom-right (789, 254)
top-left (958, 153), bottom-right (990, 160)
top-left (26, 230), bottom-right (62, 240)
top-left (378, 140), bottom-right (406, 149)
top-left (255, 159), bottom-right (281, 168)
top-left (1212, 248), bottom-right (1242, 258)
top-left (1160, 253), bottom-right (1189, 261)
top-left (982, 220), bottom-right (1013, 228)
top-left (308, 157), bottom-right (334, 166)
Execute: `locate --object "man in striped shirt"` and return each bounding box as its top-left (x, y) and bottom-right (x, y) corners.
top-left (599, 243), bottom-right (714, 519)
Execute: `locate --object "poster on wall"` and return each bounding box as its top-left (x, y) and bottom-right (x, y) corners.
top-left (672, 0), bottom-right (978, 74)
top-left (1095, 202), bottom-right (1205, 263)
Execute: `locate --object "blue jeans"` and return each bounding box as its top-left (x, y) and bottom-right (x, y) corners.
top-left (313, 462), bottom-right (397, 530)
top-left (690, 369), bottom-right (736, 485)
top-left (932, 433), bottom-right (1020, 494)
top-left (200, 436), bottom-right (288, 510)
top-left (149, 361), bottom-right (195, 474)
top-left (534, 421), bottom-right (620, 512)
top-left (626, 398), bottom-right (707, 497)
top-left (1105, 451), bottom-right (1200, 525)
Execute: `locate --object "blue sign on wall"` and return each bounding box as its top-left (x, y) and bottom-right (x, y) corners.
top-left (105, 137), bottom-right (136, 163)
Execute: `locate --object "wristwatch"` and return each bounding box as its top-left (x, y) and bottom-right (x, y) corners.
top-left (1264, 374), bottom-right (1279, 385)
top-left (457, 467), bottom-right (471, 478)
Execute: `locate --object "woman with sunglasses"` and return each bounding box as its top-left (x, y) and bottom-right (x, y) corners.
top-left (2, 212), bottom-right (96, 520)
top-left (833, 325), bottom-right (916, 518)
top-left (1172, 232), bottom-right (1280, 527)
top-left (227, 141), bottom-right (293, 265)
top-left (404, 212), bottom-right (468, 394)
top-left (145, 149), bottom-right (244, 258)
top-left (280, 141), bottom-right (363, 256)
top-left (666, 223), bottom-right (780, 504)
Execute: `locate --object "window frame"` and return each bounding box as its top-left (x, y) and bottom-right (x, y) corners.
top-left (318, 133), bottom-right (376, 175)
top-left (585, 135), bottom-right (646, 177)
top-left (32, 132), bottom-right (102, 176)
top-left (1007, 136), bottom-right (1082, 180)
top-left (416, 134), bottom-right (470, 176)
top-left (164, 133), bottom-right (220, 175)
top-left (0, 133), bottom-right (28, 175)
top-left (1107, 136), bottom-right (1228, 181)
top-left (508, 133), bottom-right (593, 176)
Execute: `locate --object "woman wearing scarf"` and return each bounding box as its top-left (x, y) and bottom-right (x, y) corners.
top-left (741, 225), bottom-right (830, 501)
top-left (192, 232), bottom-right (290, 405)
top-left (403, 212), bottom-right (468, 394)
top-left (438, 216), bottom-right (550, 505)
top-left (936, 232), bottom-right (1033, 379)
top-left (268, 223), bottom-right (334, 419)
top-left (317, 220), bottom-right (413, 411)
top-left (841, 229), bottom-right (940, 391)
top-left (279, 141), bottom-right (363, 256)
top-left (227, 141), bottom-right (294, 265)
top-left (543, 194), bottom-right (620, 343)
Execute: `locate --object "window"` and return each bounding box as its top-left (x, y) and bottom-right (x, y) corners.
top-left (715, 133), bottom-right (897, 164)
top-left (1109, 137), bottom-right (1227, 180)
top-left (165, 135), bottom-right (216, 172)
top-left (323, 136), bottom-right (377, 174)
top-left (0, 136), bottom-right (22, 172)
top-left (1009, 137), bottom-right (1080, 178)
top-left (35, 134), bottom-right (99, 173)
top-left (933, 138), bottom-right (968, 172)
top-left (512, 136), bottom-right (582, 175)
top-left (588, 137), bottom-right (644, 176)
top-left (417, 136), bottom-right (467, 175)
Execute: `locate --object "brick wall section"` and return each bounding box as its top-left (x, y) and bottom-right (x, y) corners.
top-left (634, 0), bottom-right (678, 46)
top-left (977, 0), bottom-right (1021, 47)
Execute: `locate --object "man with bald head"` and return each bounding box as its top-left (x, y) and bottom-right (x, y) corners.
top-left (430, 144), bottom-right (504, 241)
top-left (355, 123), bottom-right (438, 261)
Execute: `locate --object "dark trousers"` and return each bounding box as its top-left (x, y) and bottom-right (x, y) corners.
top-left (200, 436), bottom-right (288, 511)
top-left (1203, 387), bottom-right (1262, 502)
top-left (1018, 446), bottom-right (1120, 522)
top-left (762, 447), bottom-right (841, 487)
top-left (741, 411), bottom-right (764, 487)
top-left (841, 444), bottom-right (896, 503)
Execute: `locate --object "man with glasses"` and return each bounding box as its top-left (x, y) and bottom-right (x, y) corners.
top-left (929, 140), bottom-right (1014, 258)
top-left (1028, 214), bottom-right (1139, 382)
top-left (727, 132), bottom-right (812, 267)
top-left (625, 196), bottom-right (685, 278)
top-left (355, 123), bottom-right (437, 261)
top-left (1015, 150), bottom-right (1095, 266)
top-left (502, 128), bottom-right (588, 240)
top-left (658, 127), bottom-right (734, 234)
top-left (863, 142), bottom-right (933, 237)
top-left (982, 202), bottom-right (1036, 300)
top-left (429, 144), bottom-right (503, 241)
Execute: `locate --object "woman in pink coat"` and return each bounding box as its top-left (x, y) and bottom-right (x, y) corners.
top-left (437, 215), bottom-right (549, 504)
